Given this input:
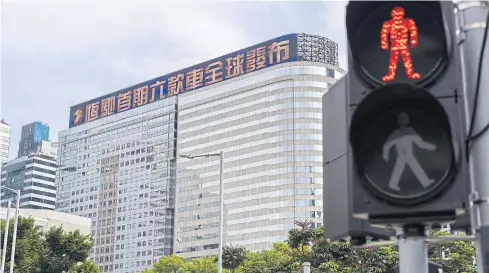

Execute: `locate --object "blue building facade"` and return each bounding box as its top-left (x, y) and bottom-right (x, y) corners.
top-left (18, 121), bottom-right (50, 157)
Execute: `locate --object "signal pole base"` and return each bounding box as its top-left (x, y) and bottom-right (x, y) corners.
top-left (399, 224), bottom-right (428, 273)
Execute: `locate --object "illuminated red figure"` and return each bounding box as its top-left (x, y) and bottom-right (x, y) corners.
top-left (380, 6), bottom-right (421, 82)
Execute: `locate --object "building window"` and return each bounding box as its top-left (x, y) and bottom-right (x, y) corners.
top-left (327, 68), bottom-right (335, 78)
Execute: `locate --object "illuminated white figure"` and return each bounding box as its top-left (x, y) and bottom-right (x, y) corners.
top-left (382, 112), bottom-right (437, 191)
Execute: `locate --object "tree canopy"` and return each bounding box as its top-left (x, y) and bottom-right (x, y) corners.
top-left (142, 222), bottom-right (476, 273)
top-left (0, 216), bottom-right (97, 273)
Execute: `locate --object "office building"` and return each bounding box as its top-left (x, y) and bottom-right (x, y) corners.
top-left (18, 121), bottom-right (50, 157)
top-left (175, 33), bottom-right (345, 257)
top-left (1, 153), bottom-right (57, 210)
top-left (37, 140), bottom-right (58, 158)
top-left (56, 33), bottom-right (344, 272)
top-left (57, 99), bottom-right (177, 273)
top-left (0, 120), bottom-right (11, 164)
top-left (0, 208), bottom-right (91, 235)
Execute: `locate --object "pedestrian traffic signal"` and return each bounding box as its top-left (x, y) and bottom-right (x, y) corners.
top-left (345, 1), bottom-right (470, 226)
top-left (348, 1), bottom-right (449, 87)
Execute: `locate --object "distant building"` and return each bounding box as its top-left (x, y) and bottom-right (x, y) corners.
top-left (18, 121), bottom-right (50, 157)
top-left (1, 153), bottom-right (57, 210)
top-left (0, 120), bottom-right (11, 164)
top-left (0, 208), bottom-right (91, 235)
top-left (36, 140), bottom-right (58, 158)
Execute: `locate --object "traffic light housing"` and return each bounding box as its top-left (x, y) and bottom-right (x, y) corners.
top-left (346, 1), bottom-right (470, 226)
top-left (323, 76), bottom-right (395, 245)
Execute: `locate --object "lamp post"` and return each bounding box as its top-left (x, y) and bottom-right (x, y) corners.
top-left (179, 151), bottom-right (224, 273)
top-left (0, 200), bottom-right (11, 273)
top-left (1, 186), bottom-right (21, 273)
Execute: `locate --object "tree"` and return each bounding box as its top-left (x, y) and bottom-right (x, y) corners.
top-left (238, 243), bottom-right (299, 273)
top-left (428, 230), bottom-right (476, 273)
top-left (0, 216), bottom-right (45, 273)
top-left (68, 260), bottom-right (100, 273)
top-left (38, 225), bottom-right (94, 273)
top-left (222, 245), bottom-right (246, 273)
top-left (187, 256), bottom-right (218, 273)
top-left (151, 255), bottom-right (189, 273)
top-left (287, 219), bottom-right (316, 264)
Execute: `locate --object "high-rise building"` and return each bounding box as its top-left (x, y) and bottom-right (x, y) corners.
top-left (18, 121), bottom-right (50, 157)
top-left (37, 140), bottom-right (58, 158)
top-left (0, 119), bottom-right (11, 164)
top-left (57, 99), bottom-right (178, 273)
top-left (175, 33), bottom-right (345, 257)
top-left (56, 33), bottom-right (344, 272)
top-left (1, 153), bottom-right (57, 210)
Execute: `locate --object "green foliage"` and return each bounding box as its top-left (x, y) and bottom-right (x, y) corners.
top-left (187, 256), bottom-right (218, 273)
top-left (151, 255), bottom-right (188, 273)
top-left (144, 224), bottom-right (476, 273)
top-left (428, 230), bottom-right (476, 273)
top-left (67, 260), bottom-right (100, 273)
top-left (39, 226), bottom-right (94, 273)
top-left (0, 216), bottom-right (94, 273)
top-left (1, 217), bottom-right (45, 273)
top-left (222, 245), bottom-right (246, 273)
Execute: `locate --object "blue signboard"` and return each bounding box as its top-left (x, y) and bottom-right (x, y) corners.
top-left (69, 34), bottom-right (299, 128)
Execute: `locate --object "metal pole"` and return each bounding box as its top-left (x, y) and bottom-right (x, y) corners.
top-left (399, 225), bottom-right (428, 273)
top-left (302, 262), bottom-right (311, 273)
top-left (456, 2), bottom-right (489, 273)
top-left (217, 151), bottom-right (224, 273)
top-left (9, 190), bottom-right (20, 273)
top-left (1, 201), bottom-right (11, 273)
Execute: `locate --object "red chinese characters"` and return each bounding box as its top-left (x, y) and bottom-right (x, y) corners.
top-left (85, 101), bottom-right (100, 122)
top-left (380, 6), bottom-right (421, 82)
top-left (269, 40), bottom-right (290, 65)
top-left (186, 68), bottom-right (204, 91)
top-left (225, 54), bottom-right (245, 79)
top-left (205, 61), bottom-right (224, 85)
top-left (101, 96), bottom-right (115, 117)
top-left (168, 74), bottom-right (184, 97)
top-left (133, 86), bottom-right (149, 107)
top-left (117, 91), bottom-right (132, 112)
top-left (150, 81), bottom-right (165, 100)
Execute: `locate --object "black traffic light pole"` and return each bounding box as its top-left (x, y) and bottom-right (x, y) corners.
top-left (457, 2), bottom-right (489, 273)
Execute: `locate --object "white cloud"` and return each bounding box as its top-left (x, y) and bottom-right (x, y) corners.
top-left (3, 1), bottom-right (252, 81)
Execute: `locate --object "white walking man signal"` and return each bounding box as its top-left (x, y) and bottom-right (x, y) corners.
top-left (383, 112), bottom-right (437, 191)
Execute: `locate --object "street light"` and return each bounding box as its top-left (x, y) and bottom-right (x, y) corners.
top-left (1, 186), bottom-right (20, 273)
top-left (0, 200), bottom-right (11, 273)
top-left (179, 151), bottom-right (224, 273)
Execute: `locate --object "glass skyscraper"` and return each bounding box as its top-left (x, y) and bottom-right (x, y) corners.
top-left (57, 98), bottom-right (177, 273)
top-left (56, 33), bottom-right (344, 272)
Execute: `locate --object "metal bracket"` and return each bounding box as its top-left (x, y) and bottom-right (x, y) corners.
top-left (470, 191), bottom-right (489, 205)
top-left (456, 22), bottom-right (487, 37)
top-left (455, 1), bottom-right (489, 13)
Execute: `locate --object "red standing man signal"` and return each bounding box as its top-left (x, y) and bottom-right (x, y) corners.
top-left (380, 6), bottom-right (421, 82)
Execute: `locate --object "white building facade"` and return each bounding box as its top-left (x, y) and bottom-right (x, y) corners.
top-left (174, 34), bottom-right (345, 257)
top-left (0, 119), bottom-right (11, 164)
top-left (0, 208), bottom-right (91, 235)
top-left (1, 154), bottom-right (57, 210)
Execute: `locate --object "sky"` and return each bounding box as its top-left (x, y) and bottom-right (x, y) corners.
top-left (1, 0), bottom-right (348, 160)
